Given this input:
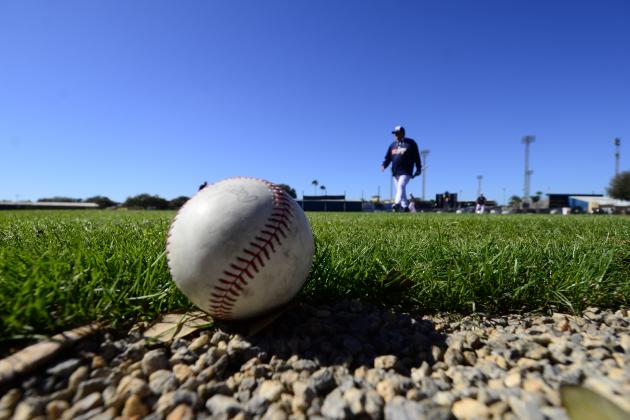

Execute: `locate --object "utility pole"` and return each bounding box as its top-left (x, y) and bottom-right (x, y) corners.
top-left (522, 135), bottom-right (535, 207)
top-left (420, 149), bottom-right (430, 200)
top-left (476, 175), bottom-right (483, 197)
top-left (615, 137), bottom-right (621, 176)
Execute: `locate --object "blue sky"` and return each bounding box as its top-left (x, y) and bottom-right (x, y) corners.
top-left (1, 0), bottom-right (628, 203)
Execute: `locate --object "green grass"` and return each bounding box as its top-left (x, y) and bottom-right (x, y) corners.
top-left (0, 210), bottom-right (629, 339)
top-left (305, 213), bottom-right (630, 314)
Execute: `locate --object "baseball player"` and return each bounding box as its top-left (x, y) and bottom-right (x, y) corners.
top-left (380, 125), bottom-right (422, 212)
top-left (475, 193), bottom-right (487, 214)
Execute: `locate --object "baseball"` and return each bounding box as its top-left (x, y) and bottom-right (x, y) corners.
top-left (166, 177), bottom-right (314, 320)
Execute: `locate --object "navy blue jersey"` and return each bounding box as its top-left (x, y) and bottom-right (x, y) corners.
top-left (382, 137), bottom-right (422, 177)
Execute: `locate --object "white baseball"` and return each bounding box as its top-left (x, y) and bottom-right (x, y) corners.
top-left (166, 177), bottom-right (314, 320)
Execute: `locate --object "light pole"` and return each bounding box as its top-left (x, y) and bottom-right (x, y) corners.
top-left (522, 135), bottom-right (536, 207)
top-left (420, 149), bottom-right (430, 200)
top-left (476, 175), bottom-right (483, 197)
top-left (615, 137), bottom-right (621, 176)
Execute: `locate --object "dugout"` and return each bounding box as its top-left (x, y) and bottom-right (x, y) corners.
top-left (298, 195), bottom-right (362, 212)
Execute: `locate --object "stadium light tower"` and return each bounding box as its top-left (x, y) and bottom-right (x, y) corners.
top-left (522, 135), bottom-right (536, 206)
top-left (420, 149), bottom-right (430, 200)
top-left (476, 175), bottom-right (483, 197)
top-left (615, 137), bottom-right (621, 176)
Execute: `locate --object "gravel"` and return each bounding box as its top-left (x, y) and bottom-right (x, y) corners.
top-left (1, 301), bottom-right (628, 419)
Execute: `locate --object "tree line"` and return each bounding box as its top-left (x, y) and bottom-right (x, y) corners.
top-left (608, 171), bottom-right (630, 201)
top-left (37, 195), bottom-right (188, 210)
top-left (30, 173), bottom-right (630, 210)
top-left (36, 183), bottom-right (298, 210)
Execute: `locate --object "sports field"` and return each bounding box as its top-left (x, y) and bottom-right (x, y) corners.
top-left (0, 210), bottom-right (628, 338)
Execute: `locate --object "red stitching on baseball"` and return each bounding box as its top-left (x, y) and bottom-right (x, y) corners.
top-left (222, 271), bottom-right (248, 286)
top-left (266, 224), bottom-right (287, 238)
top-left (243, 249), bottom-right (265, 267)
top-left (206, 179), bottom-right (295, 318)
top-left (237, 256), bottom-right (259, 272)
top-left (250, 241), bottom-right (271, 259)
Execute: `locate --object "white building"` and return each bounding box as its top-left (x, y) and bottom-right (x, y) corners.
top-left (568, 196), bottom-right (630, 214)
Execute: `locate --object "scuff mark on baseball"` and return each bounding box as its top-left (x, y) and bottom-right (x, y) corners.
top-left (166, 177), bottom-right (314, 320)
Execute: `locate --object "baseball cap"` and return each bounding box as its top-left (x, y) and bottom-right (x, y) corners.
top-left (392, 125), bottom-right (405, 134)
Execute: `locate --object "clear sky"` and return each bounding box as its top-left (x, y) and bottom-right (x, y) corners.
top-left (1, 0), bottom-right (628, 204)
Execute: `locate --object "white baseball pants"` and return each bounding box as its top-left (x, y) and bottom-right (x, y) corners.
top-left (394, 175), bottom-right (411, 208)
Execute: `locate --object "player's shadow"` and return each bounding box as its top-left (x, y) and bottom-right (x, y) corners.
top-left (223, 300), bottom-right (447, 374)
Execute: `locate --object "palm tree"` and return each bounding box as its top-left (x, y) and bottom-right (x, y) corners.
top-left (320, 185), bottom-right (327, 211)
top-left (509, 195), bottom-right (523, 208)
top-left (311, 180), bottom-right (319, 196)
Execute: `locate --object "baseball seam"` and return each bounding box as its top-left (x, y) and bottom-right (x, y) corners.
top-left (207, 181), bottom-right (294, 318)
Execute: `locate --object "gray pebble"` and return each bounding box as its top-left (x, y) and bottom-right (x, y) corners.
top-left (508, 395), bottom-right (545, 420)
top-left (321, 388), bottom-right (350, 419)
top-left (384, 395), bottom-right (427, 420)
top-left (47, 359), bottom-right (82, 378)
top-left (198, 381), bottom-right (231, 400)
top-left (364, 388), bottom-right (384, 419)
top-left (206, 394), bottom-right (242, 417)
top-left (210, 331), bottom-right (230, 345)
top-left (227, 335), bottom-right (252, 359)
top-left (149, 369), bottom-right (179, 394)
top-left (122, 340), bottom-right (145, 361)
top-left (68, 366), bottom-right (89, 390)
top-left (244, 395), bottom-right (269, 416)
top-left (4, 304), bottom-right (629, 420)
top-left (290, 358), bottom-right (319, 372)
top-left (73, 377), bottom-right (109, 402)
top-left (12, 396), bottom-right (47, 420)
top-left (308, 367), bottom-right (336, 395)
top-left (261, 402), bottom-right (288, 420)
top-left (142, 349), bottom-right (170, 376)
top-left (156, 389), bottom-right (199, 414)
top-left (65, 392), bottom-right (103, 419)
top-left (73, 407), bottom-right (108, 420)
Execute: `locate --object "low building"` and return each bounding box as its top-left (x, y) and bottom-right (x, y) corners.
top-left (568, 196), bottom-right (630, 214)
top-left (547, 193), bottom-right (603, 209)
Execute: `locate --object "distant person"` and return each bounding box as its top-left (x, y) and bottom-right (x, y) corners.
top-left (444, 191), bottom-right (451, 209)
top-left (409, 193), bottom-right (417, 213)
top-left (380, 125), bottom-right (422, 212)
top-left (199, 181), bottom-right (208, 191)
top-left (476, 193), bottom-right (486, 214)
